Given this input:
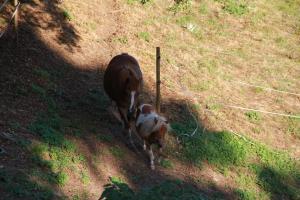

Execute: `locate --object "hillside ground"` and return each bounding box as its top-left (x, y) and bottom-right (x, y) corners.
top-left (0, 0), bottom-right (299, 199)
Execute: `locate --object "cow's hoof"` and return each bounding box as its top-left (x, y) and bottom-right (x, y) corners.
top-left (151, 164), bottom-right (155, 170)
top-left (157, 157), bottom-right (162, 163)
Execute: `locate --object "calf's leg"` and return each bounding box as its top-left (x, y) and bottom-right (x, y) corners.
top-left (147, 145), bottom-right (155, 170)
top-left (157, 147), bottom-right (163, 163)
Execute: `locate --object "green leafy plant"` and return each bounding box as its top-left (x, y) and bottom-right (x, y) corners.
top-left (169, 0), bottom-right (192, 14)
top-left (215, 0), bottom-right (248, 16)
top-left (63, 9), bottom-right (74, 21)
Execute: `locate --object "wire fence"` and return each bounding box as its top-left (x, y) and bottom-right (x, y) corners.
top-left (156, 56), bottom-right (300, 139)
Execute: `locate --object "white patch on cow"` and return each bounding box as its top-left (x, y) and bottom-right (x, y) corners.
top-left (136, 112), bottom-right (158, 128)
top-left (129, 91), bottom-right (136, 111)
top-left (148, 146), bottom-right (155, 170)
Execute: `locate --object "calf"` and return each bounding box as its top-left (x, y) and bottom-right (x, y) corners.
top-left (103, 53), bottom-right (143, 144)
top-left (136, 104), bottom-right (170, 170)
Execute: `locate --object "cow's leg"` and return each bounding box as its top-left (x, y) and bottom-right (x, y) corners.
top-left (143, 140), bottom-right (146, 151)
top-left (118, 107), bottom-right (133, 144)
top-left (109, 108), bottom-right (123, 124)
top-left (128, 128), bottom-right (134, 145)
top-left (158, 147), bottom-right (163, 163)
top-left (148, 145), bottom-right (155, 170)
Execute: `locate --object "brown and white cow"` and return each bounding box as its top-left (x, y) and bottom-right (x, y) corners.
top-left (103, 53), bottom-right (143, 144)
top-left (136, 104), bottom-right (170, 170)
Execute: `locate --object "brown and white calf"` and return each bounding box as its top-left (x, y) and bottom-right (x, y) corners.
top-left (103, 53), bottom-right (143, 143)
top-left (136, 104), bottom-right (170, 170)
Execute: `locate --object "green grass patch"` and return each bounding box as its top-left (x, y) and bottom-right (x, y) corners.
top-left (206, 102), bottom-right (222, 111)
top-left (234, 171), bottom-right (269, 200)
top-left (0, 169), bottom-right (55, 200)
top-left (63, 9), bottom-right (74, 21)
top-left (251, 165), bottom-right (299, 200)
top-left (138, 31), bottom-right (150, 42)
top-left (169, 0), bottom-right (192, 14)
top-left (110, 146), bottom-right (125, 158)
top-left (277, 0), bottom-right (300, 17)
top-left (172, 117), bottom-right (300, 199)
top-left (114, 36), bottom-right (128, 44)
top-left (56, 171), bottom-right (69, 186)
top-left (28, 113), bottom-right (65, 147)
top-left (70, 128), bottom-right (83, 137)
top-left (34, 68), bottom-right (50, 80)
top-left (215, 0), bottom-right (248, 16)
top-left (172, 121), bottom-right (249, 169)
top-left (199, 2), bottom-right (208, 15)
top-left (100, 178), bottom-right (208, 200)
top-left (127, 0), bottom-right (153, 5)
top-left (191, 81), bottom-right (212, 92)
top-left (27, 92), bottom-right (87, 191)
top-left (275, 36), bottom-right (287, 47)
top-left (176, 15), bottom-right (194, 27)
top-left (286, 117), bottom-right (300, 139)
top-left (8, 121), bottom-right (21, 131)
top-left (234, 189), bottom-right (258, 200)
top-left (80, 170), bottom-right (90, 185)
top-left (197, 59), bottom-right (219, 75)
top-left (253, 87), bottom-right (264, 93)
top-left (245, 111), bottom-right (261, 123)
top-left (160, 158), bottom-right (173, 169)
top-left (31, 83), bottom-right (47, 98)
top-left (97, 134), bottom-right (113, 142)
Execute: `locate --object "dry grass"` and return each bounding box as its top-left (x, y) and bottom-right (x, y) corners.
top-left (113, 0), bottom-right (300, 158)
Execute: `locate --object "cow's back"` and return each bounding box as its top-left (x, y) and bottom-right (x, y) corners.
top-left (103, 53), bottom-right (142, 103)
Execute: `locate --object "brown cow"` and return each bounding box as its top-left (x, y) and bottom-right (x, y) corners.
top-left (103, 53), bottom-right (143, 144)
top-left (136, 104), bottom-right (170, 170)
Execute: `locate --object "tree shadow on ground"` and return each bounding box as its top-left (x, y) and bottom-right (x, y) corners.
top-left (253, 165), bottom-right (300, 200)
top-left (0, 20), bottom-right (237, 199)
top-left (19, 0), bottom-right (80, 50)
top-left (100, 177), bottom-right (209, 200)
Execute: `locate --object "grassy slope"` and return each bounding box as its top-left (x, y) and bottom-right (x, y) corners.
top-left (0, 0), bottom-right (299, 199)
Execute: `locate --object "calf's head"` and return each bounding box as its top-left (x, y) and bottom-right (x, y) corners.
top-left (148, 118), bottom-right (169, 148)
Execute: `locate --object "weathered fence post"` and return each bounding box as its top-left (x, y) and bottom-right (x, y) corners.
top-left (13, 0), bottom-right (18, 42)
top-left (156, 47), bottom-right (161, 113)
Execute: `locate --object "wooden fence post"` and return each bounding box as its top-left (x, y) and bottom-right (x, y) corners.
top-left (156, 47), bottom-right (161, 113)
top-left (13, 0), bottom-right (18, 43)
